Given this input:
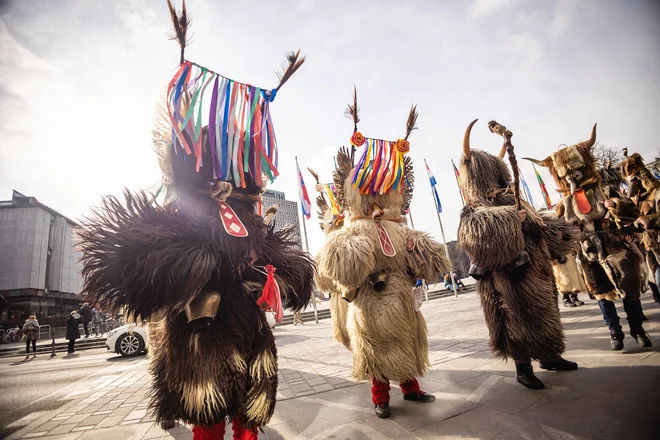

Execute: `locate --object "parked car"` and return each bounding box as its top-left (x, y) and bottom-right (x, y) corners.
top-left (106, 323), bottom-right (149, 357)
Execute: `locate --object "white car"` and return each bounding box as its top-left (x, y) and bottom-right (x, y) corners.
top-left (106, 323), bottom-right (149, 357)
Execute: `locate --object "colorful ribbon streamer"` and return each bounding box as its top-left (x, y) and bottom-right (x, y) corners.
top-left (351, 138), bottom-right (406, 195)
top-left (166, 60), bottom-right (280, 188)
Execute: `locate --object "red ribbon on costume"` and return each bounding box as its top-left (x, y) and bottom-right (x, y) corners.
top-left (257, 265), bottom-right (284, 323)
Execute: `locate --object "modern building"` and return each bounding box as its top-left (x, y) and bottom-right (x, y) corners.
top-left (260, 189), bottom-right (303, 249)
top-left (0, 190), bottom-right (83, 321)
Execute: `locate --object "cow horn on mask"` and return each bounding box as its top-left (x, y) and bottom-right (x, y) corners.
top-left (576, 123), bottom-right (597, 150)
top-left (463, 119), bottom-right (478, 161)
top-left (523, 157), bottom-right (548, 167)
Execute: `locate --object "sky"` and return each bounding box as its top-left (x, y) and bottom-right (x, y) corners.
top-left (1, 0), bottom-right (659, 256)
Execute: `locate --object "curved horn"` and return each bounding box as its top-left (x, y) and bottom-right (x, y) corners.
top-left (522, 157), bottom-right (548, 167)
top-left (463, 119), bottom-right (478, 161)
top-left (580, 123), bottom-right (597, 149)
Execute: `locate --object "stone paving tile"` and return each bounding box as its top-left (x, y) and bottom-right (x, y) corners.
top-left (8, 293), bottom-right (659, 440)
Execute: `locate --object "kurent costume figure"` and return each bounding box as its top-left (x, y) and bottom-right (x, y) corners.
top-left (458, 120), bottom-right (578, 390)
top-left (316, 90), bottom-right (450, 418)
top-left (526, 125), bottom-right (652, 350)
top-left (78, 2), bottom-right (314, 439)
top-left (619, 150), bottom-right (660, 304)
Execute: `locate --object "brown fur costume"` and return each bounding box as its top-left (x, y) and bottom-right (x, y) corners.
top-left (316, 110), bottom-right (449, 383)
top-left (458, 120), bottom-right (574, 362)
top-left (78, 3), bottom-right (313, 430)
top-left (525, 125), bottom-right (642, 302)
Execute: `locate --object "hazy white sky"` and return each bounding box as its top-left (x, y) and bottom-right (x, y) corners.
top-left (1, 0), bottom-right (659, 255)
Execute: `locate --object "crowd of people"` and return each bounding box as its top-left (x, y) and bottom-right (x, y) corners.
top-left (68, 2), bottom-right (655, 438)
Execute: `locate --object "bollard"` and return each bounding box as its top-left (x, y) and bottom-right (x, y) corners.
top-left (50, 329), bottom-right (56, 358)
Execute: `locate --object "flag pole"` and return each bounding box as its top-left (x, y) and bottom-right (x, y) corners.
top-left (426, 158), bottom-right (458, 298)
top-left (407, 208), bottom-right (416, 230)
top-left (295, 156), bottom-right (319, 324)
top-left (432, 189), bottom-right (458, 298)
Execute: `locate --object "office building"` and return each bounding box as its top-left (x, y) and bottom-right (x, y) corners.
top-left (260, 189), bottom-right (303, 249)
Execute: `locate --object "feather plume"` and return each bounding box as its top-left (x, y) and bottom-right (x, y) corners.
top-left (404, 105), bottom-right (419, 140)
top-left (275, 50), bottom-right (306, 91)
top-left (402, 156), bottom-right (415, 215)
top-left (344, 86), bottom-right (360, 132)
top-left (333, 146), bottom-right (353, 209)
top-left (166, 0), bottom-right (191, 64)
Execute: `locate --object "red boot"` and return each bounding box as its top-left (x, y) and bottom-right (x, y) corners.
top-left (192, 422), bottom-right (226, 440)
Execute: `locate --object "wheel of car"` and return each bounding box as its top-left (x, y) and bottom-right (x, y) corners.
top-left (116, 332), bottom-right (145, 357)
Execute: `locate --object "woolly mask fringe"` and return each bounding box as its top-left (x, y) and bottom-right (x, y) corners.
top-left (167, 60), bottom-right (280, 189)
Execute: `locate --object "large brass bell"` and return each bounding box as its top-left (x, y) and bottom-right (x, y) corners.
top-left (184, 290), bottom-right (221, 329)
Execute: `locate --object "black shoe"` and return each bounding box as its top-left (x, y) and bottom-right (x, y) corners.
top-left (570, 294), bottom-right (584, 306)
top-left (515, 363), bottom-right (545, 390)
top-left (403, 391), bottom-right (436, 403)
top-left (631, 328), bottom-right (652, 348)
top-left (610, 329), bottom-right (624, 351)
top-left (539, 358), bottom-right (578, 371)
top-left (375, 403), bottom-right (390, 418)
top-left (641, 314), bottom-right (648, 322)
top-left (563, 298), bottom-right (577, 308)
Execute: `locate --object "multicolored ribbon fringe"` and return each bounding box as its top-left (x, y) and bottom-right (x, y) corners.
top-left (167, 60), bottom-right (280, 188)
top-left (323, 183), bottom-right (341, 216)
top-left (351, 136), bottom-right (409, 195)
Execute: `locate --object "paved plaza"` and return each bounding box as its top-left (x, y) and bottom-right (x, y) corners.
top-left (5, 291), bottom-right (659, 440)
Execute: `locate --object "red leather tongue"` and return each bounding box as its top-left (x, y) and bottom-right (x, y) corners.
top-left (574, 189), bottom-right (592, 214)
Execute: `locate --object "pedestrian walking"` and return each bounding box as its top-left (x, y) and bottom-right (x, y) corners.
top-left (80, 303), bottom-right (92, 338)
top-left (92, 304), bottom-right (104, 336)
top-left (22, 313), bottom-right (40, 359)
top-left (66, 311), bottom-right (81, 356)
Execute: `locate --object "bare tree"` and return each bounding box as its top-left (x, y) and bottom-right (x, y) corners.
top-left (593, 142), bottom-right (623, 169)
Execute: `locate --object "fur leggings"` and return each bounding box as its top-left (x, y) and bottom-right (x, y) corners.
top-left (192, 419), bottom-right (257, 440)
top-left (371, 378), bottom-right (421, 405)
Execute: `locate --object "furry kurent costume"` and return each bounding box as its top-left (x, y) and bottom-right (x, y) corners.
top-left (77, 2), bottom-right (314, 439)
top-left (525, 125), bottom-right (652, 350)
top-left (457, 120), bottom-right (578, 390)
top-left (619, 150), bottom-right (660, 305)
top-left (315, 90), bottom-right (450, 419)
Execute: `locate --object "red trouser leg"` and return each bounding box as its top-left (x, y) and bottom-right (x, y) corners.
top-left (371, 378), bottom-right (391, 405)
top-left (399, 378), bottom-right (421, 395)
top-left (192, 422), bottom-right (226, 440)
top-left (232, 418), bottom-right (258, 440)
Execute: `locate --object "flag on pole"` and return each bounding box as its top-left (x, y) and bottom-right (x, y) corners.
top-left (533, 164), bottom-right (552, 208)
top-left (296, 158), bottom-right (312, 219)
top-left (451, 159), bottom-right (466, 205)
top-left (518, 167), bottom-right (535, 207)
top-left (424, 159), bottom-right (442, 213)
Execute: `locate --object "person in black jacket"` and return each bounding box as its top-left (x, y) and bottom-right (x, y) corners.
top-left (66, 311), bottom-right (81, 356)
top-left (79, 303), bottom-right (92, 338)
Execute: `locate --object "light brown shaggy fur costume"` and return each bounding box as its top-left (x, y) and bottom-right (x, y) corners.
top-left (457, 120), bottom-right (576, 363)
top-left (316, 148), bottom-right (449, 383)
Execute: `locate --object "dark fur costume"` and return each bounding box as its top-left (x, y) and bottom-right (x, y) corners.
top-left (78, 3), bottom-right (313, 429)
top-left (458, 126), bottom-right (573, 362)
top-left (79, 178), bottom-right (314, 430)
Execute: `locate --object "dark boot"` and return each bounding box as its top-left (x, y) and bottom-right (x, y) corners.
top-left (403, 390), bottom-right (436, 402)
top-left (562, 294), bottom-right (576, 308)
top-left (374, 403), bottom-right (390, 418)
top-left (539, 357), bottom-right (578, 371)
top-left (570, 294), bottom-right (584, 306)
top-left (515, 362), bottom-right (545, 390)
top-left (610, 329), bottom-right (624, 351)
top-left (631, 327), bottom-right (652, 348)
